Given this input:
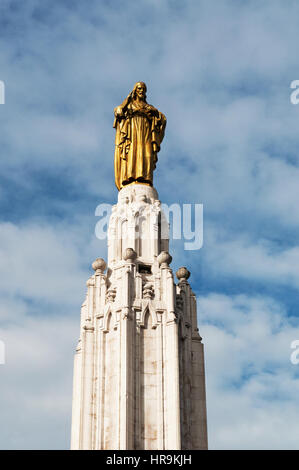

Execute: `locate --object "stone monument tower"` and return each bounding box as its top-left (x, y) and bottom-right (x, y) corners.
top-left (70, 82), bottom-right (208, 450)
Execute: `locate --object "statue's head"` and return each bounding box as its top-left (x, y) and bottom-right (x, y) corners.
top-left (132, 82), bottom-right (147, 101)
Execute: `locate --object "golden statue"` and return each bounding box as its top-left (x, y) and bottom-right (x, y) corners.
top-left (113, 82), bottom-right (166, 190)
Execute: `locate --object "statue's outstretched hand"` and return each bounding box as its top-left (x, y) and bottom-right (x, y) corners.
top-left (114, 106), bottom-right (123, 117)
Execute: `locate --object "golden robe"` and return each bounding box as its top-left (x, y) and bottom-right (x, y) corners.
top-left (113, 100), bottom-right (166, 190)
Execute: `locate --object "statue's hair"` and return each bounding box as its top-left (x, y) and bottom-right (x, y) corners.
top-left (132, 82), bottom-right (147, 101)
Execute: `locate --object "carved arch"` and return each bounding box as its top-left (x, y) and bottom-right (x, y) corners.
top-left (103, 306), bottom-right (113, 332)
top-left (139, 301), bottom-right (158, 329)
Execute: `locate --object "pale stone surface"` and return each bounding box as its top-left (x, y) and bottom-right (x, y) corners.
top-left (71, 184), bottom-right (208, 450)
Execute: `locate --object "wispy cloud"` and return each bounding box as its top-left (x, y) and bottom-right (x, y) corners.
top-left (200, 293), bottom-right (299, 449)
top-left (0, 0), bottom-right (299, 449)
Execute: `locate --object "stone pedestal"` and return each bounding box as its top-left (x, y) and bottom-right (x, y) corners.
top-left (71, 184), bottom-right (208, 450)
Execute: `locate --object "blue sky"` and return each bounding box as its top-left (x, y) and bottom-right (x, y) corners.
top-left (0, 0), bottom-right (299, 449)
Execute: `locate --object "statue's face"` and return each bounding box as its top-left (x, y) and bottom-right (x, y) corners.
top-left (136, 83), bottom-right (146, 100)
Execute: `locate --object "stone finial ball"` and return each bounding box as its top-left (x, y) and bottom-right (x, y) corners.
top-left (92, 258), bottom-right (106, 272)
top-left (176, 267), bottom-right (190, 281)
top-left (123, 247), bottom-right (137, 261)
top-left (157, 251), bottom-right (172, 267)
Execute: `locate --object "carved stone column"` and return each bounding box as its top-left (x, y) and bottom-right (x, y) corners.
top-left (71, 184), bottom-right (208, 450)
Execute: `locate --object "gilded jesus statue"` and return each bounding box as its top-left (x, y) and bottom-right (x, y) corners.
top-left (113, 82), bottom-right (166, 191)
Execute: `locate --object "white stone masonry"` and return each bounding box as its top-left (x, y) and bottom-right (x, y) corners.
top-left (71, 184), bottom-right (208, 450)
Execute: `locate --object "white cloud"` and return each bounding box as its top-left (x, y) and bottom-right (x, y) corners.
top-left (0, 222), bottom-right (88, 304)
top-left (204, 226), bottom-right (299, 289)
top-left (199, 293), bottom-right (299, 449)
top-left (0, 217), bottom-right (111, 448)
top-left (0, 0), bottom-right (299, 449)
top-left (0, 312), bottom-right (77, 449)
